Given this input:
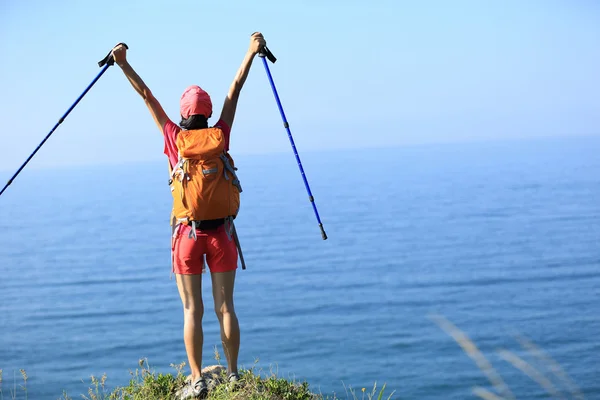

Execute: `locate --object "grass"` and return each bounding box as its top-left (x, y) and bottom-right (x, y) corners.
top-left (54, 357), bottom-right (394, 400)
top-left (1, 315), bottom-right (588, 399)
top-left (429, 313), bottom-right (587, 400)
top-left (0, 369), bottom-right (29, 400)
top-left (1, 356), bottom-right (393, 400)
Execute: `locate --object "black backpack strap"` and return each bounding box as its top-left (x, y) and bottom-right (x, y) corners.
top-left (231, 222), bottom-right (246, 270)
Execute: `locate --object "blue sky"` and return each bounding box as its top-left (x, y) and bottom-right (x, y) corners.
top-left (1, 0), bottom-right (599, 171)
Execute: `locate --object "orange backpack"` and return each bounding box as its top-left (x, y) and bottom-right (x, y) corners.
top-left (168, 127), bottom-right (242, 226)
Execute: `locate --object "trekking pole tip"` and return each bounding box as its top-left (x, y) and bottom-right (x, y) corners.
top-left (319, 224), bottom-right (328, 240)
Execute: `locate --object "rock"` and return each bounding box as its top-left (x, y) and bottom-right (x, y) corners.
top-left (174, 365), bottom-right (230, 399)
top-left (201, 365), bottom-right (227, 391)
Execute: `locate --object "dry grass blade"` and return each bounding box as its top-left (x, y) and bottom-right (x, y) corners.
top-left (498, 349), bottom-right (566, 400)
top-left (429, 313), bottom-right (516, 400)
top-left (473, 386), bottom-right (505, 400)
top-left (514, 333), bottom-right (585, 400)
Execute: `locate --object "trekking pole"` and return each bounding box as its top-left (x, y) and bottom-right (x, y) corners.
top-left (0, 43), bottom-right (128, 198)
top-left (258, 44), bottom-right (328, 240)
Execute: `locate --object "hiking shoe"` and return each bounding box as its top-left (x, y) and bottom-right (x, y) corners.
top-left (176, 376), bottom-right (208, 400)
top-left (227, 372), bottom-right (241, 391)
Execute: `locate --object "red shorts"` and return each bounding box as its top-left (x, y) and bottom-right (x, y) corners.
top-left (171, 224), bottom-right (238, 274)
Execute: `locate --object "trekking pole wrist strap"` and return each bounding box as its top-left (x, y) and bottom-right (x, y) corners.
top-left (258, 45), bottom-right (277, 63)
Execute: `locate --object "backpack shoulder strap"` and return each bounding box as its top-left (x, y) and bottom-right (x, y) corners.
top-left (231, 222), bottom-right (247, 270)
top-left (170, 155), bottom-right (186, 180)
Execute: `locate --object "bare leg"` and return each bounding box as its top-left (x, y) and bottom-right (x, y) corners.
top-left (176, 273), bottom-right (204, 380)
top-left (211, 270), bottom-right (240, 375)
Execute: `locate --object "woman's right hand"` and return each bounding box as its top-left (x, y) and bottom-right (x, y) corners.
top-left (112, 44), bottom-right (128, 66)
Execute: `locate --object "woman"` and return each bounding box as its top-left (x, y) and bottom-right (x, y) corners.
top-left (111, 32), bottom-right (266, 399)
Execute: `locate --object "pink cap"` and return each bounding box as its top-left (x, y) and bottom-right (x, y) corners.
top-left (180, 85), bottom-right (212, 119)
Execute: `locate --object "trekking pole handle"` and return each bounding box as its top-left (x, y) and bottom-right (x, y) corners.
top-left (98, 42), bottom-right (129, 68)
top-left (251, 32), bottom-right (276, 63)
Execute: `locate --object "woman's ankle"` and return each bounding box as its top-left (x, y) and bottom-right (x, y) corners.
top-left (190, 369), bottom-right (202, 381)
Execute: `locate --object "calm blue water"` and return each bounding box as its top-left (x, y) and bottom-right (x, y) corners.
top-left (1, 136), bottom-right (599, 399)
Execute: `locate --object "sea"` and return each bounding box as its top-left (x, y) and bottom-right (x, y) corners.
top-left (1, 135), bottom-right (599, 399)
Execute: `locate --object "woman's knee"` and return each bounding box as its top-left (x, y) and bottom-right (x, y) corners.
top-left (214, 301), bottom-right (235, 318)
